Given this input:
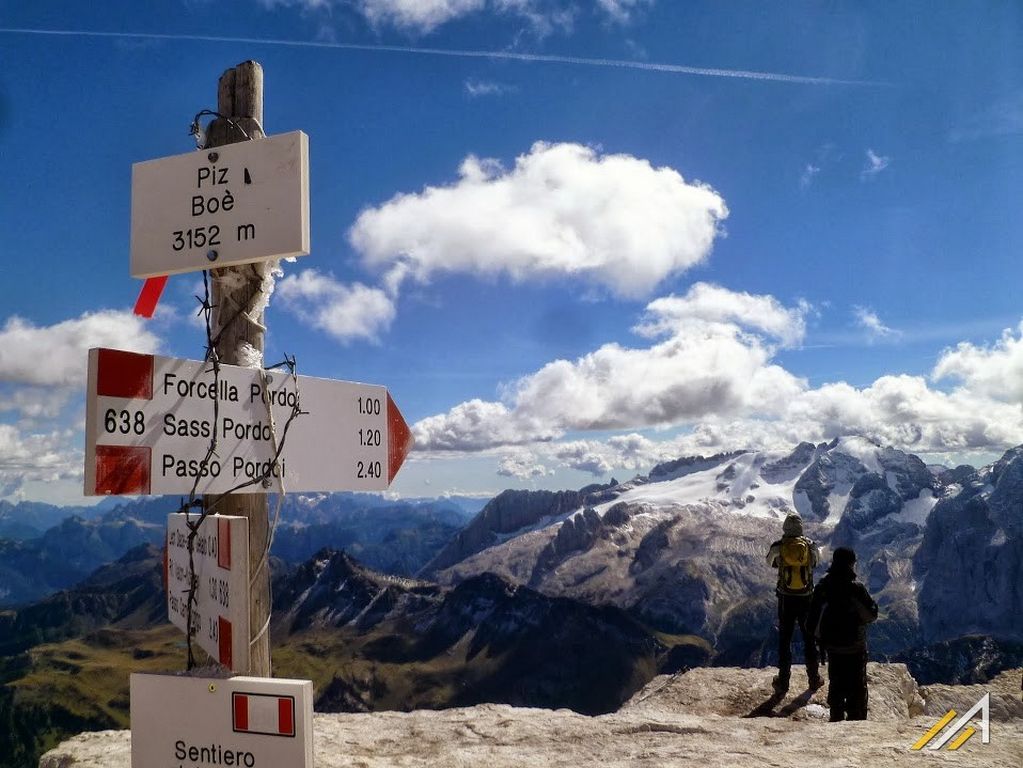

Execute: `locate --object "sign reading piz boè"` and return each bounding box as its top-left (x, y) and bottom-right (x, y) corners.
top-left (130, 131), bottom-right (309, 277)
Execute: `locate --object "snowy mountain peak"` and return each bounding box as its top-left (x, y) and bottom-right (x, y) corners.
top-left (580, 436), bottom-right (936, 531)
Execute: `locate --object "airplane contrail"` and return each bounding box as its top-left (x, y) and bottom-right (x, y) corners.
top-left (0, 27), bottom-right (882, 86)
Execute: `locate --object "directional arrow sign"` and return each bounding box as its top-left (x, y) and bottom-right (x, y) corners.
top-left (166, 513), bottom-right (250, 672)
top-left (130, 131), bottom-right (309, 277)
top-left (84, 348), bottom-right (414, 495)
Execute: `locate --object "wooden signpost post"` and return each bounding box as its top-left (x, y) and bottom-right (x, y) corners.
top-left (93, 60), bottom-right (415, 767)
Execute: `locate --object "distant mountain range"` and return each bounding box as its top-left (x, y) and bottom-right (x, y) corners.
top-left (0, 493), bottom-right (483, 608)
top-left (0, 542), bottom-right (678, 767)
top-left (0, 498), bottom-right (118, 540)
top-left (422, 436), bottom-right (1023, 664)
top-left (4, 435), bottom-right (1022, 768)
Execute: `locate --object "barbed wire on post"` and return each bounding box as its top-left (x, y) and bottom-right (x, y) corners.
top-left (189, 109), bottom-right (264, 148)
top-left (177, 269), bottom-right (305, 670)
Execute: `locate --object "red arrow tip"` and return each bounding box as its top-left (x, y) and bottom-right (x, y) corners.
top-left (387, 393), bottom-right (414, 484)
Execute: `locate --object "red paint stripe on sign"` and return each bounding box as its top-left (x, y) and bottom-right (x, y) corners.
top-left (218, 616), bottom-right (233, 669)
top-left (96, 349), bottom-right (154, 400)
top-left (94, 445), bottom-right (151, 495)
top-left (278, 697), bottom-right (294, 736)
top-left (133, 276), bottom-right (168, 318)
top-left (231, 693), bottom-right (296, 737)
top-left (386, 393), bottom-right (413, 484)
top-left (233, 694), bottom-right (249, 732)
top-left (217, 517), bottom-right (231, 570)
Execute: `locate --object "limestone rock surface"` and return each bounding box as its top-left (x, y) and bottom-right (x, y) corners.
top-left (39, 665), bottom-right (1023, 768)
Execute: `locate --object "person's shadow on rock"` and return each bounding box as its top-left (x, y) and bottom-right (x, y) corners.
top-left (744, 687), bottom-right (815, 718)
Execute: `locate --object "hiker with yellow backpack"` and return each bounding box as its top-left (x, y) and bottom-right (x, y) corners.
top-left (766, 513), bottom-right (823, 694)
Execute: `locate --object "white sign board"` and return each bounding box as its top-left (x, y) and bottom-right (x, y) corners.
top-left (130, 131), bottom-right (309, 277)
top-left (166, 513), bottom-right (249, 672)
top-left (84, 347), bottom-right (414, 495)
top-left (130, 673), bottom-right (313, 768)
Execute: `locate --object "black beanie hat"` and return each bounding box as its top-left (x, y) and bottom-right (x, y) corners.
top-left (833, 547), bottom-right (857, 568)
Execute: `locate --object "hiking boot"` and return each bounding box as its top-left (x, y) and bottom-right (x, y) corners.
top-left (772, 675), bottom-right (789, 694)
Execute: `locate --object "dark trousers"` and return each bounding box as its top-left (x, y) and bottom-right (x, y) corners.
top-left (777, 593), bottom-right (818, 682)
top-left (828, 651), bottom-right (868, 721)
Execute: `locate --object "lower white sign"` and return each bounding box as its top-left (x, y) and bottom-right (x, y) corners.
top-left (130, 673), bottom-right (313, 767)
top-left (166, 513), bottom-right (250, 672)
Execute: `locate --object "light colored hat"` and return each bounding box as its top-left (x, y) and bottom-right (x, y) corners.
top-left (782, 513), bottom-right (804, 536)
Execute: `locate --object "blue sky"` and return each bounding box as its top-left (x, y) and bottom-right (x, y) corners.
top-left (2, 1), bottom-right (1023, 504)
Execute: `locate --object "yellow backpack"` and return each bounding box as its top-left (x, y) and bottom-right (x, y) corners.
top-left (779, 536), bottom-right (812, 593)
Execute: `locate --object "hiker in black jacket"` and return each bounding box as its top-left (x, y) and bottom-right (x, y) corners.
top-left (766, 513), bottom-right (822, 694)
top-left (808, 546), bottom-right (878, 722)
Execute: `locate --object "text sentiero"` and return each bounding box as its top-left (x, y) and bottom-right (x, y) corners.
top-left (130, 131), bottom-right (309, 277)
top-left (85, 349), bottom-right (413, 495)
top-left (130, 674), bottom-right (313, 768)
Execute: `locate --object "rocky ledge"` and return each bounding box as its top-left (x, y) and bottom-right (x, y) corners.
top-left (40, 665), bottom-right (1023, 768)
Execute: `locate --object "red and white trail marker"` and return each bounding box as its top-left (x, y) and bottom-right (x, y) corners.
top-left (166, 513), bottom-right (249, 672)
top-left (84, 347), bottom-right (415, 495)
top-left (233, 691), bottom-right (295, 737)
top-left (131, 673), bottom-right (313, 768)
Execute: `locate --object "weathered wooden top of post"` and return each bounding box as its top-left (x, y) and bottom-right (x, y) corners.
top-left (208, 61), bottom-right (264, 146)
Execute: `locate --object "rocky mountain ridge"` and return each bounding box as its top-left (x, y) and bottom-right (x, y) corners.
top-left (0, 493), bottom-right (474, 607)
top-left (39, 664), bottom-right (1023, 768)
top-left (424, 437), bottom-right (1023, 664)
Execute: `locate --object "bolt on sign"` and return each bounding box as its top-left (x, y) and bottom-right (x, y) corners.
top-left (130, 673), bottom-right (313, 767)
top-left (166, 513), bottom-right (250, 673)
top-left (130, 131), bottom-right (309, 277)
top-left (84, 347), bottom-right (415, 495)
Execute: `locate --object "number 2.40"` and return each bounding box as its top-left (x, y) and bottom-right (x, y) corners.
top-left (357, 461), bottom-right (382, 479)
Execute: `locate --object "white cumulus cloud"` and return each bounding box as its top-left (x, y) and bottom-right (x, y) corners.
top-left (0, 425), bottom-right (81, 497)
top-left (550, 440), bottom-right (615, 476)
top-left (414, 283), bottom-right (808, 450)
top-left (497, 450), bottom-right (552, 479)
top-left (277, 269), bottom-right (396, 344)
top-left (932, 323), bottom-right (1023, 403)
top-left (413, 285), bottom-right (1023, 461)
top-left (414, 398), bottom-right (559, 451)
top-left (350, 141), bottom-right (727, 300)
top-left (0, 386), bottom-right (73, 420)
top-left (356, 0), bottom-right (485, 32)
top-left (264, 0), bottom-right (639, 34)
top-left (0, 310), bottom-right (161, 387)
top-left (635, 283), bottom-right (808, 348)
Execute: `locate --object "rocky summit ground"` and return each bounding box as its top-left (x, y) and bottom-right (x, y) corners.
top-left (39, 664), bottom-right (1023, 768)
